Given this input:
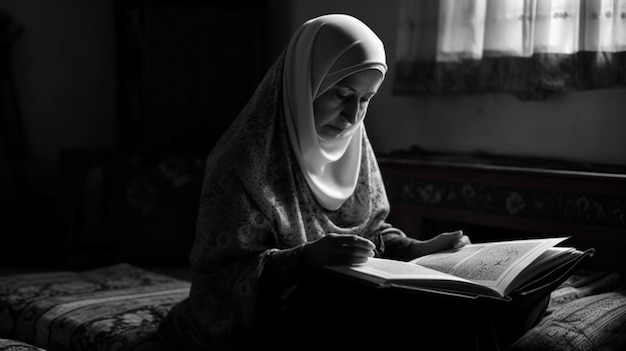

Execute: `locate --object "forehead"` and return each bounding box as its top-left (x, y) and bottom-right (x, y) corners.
top-left (335, 69), bottom-right (384, 91)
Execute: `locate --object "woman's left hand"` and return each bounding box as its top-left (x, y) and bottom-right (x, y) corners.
top-left (407, 230), bottom-right (471, 259)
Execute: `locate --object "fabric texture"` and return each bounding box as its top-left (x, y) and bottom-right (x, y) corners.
top-left (0, 265), bottom-right (624, 351)
top-left (394, 0), bottom-right (626, 100)
top-left (283, 14), bottom-right (387, 210)
top-left (160, 14), bottom-right (411, 351)
top-left (0, 264), bottom-right (189, 351)
top-left (510, 270), bottom-right (626, 351)
top-left (0, 338), bottom-right (46, 351)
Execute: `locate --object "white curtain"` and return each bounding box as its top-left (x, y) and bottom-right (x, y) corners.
top-left (394, 0), bottom-right (626, 99)
top-left (436, 0), bottom-right (487, 61)
top-left (484, 0), bottom-right (536, 57)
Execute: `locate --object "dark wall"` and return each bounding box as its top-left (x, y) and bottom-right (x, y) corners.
top-left (0, 0), bottom-right (270, 269)
top-left (1, 0), bottom-right (119, 268)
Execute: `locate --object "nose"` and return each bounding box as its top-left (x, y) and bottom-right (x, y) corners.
top-left (344, 99), bottom-right (361, 124)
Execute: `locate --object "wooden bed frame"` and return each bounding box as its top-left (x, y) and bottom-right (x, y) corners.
top-left (378, 157), bottom-right (626, 272)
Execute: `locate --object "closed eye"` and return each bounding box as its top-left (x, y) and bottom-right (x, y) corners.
top-left (361, 94), bottom-right (375, 104)
top-left (334, 89), bottom-right (351, 101)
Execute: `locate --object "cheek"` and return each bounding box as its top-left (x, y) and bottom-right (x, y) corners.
top-left (313, 99), bottom-right (339, 127)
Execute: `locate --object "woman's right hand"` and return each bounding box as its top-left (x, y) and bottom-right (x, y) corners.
top-left (301, 234), bottom-right (375, 272)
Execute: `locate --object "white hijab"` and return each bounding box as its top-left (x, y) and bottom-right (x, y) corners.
top-left (283, 14), bottom-right (387, 211)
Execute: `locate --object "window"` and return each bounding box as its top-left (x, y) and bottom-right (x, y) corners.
top-left (394, 0), bottom-right (626, 100)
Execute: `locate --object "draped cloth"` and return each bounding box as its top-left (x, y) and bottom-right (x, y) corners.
top-left (283, 14), bottom-right (387, 211)
top-left (159, 15), bottom-right (408, 351)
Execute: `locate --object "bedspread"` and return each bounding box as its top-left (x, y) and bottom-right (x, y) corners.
top-left (0, 264), bottom-right (624, 351)
top-left (0, 264), bottom-right (188, 351)
top-left (510, 269), bottom-right (626, 351)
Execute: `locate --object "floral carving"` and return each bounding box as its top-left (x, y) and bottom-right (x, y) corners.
top-left (506, 192), bottom-right (526, 215)
top-left (384, 177), bottom-right (625, 229)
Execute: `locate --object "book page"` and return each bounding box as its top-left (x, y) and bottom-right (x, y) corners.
top-left (326, 257), bottom-right (495, 296)
top-left (346, 257), bottom-right (465, 281)
top-left (326, 257), bottom-right (499, 297)
top-left (411, 237), bottom-right (568, 295)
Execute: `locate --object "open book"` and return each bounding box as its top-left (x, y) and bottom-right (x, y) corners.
top-left (325, 237), bottom-right (590, 299)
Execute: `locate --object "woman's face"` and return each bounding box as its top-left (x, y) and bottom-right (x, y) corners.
top-left (313, 69), bottom-right (384, 140)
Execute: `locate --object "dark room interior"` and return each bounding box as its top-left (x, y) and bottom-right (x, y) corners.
top-left (1, 0), bottom-right (626, 350)
top-left (1, 0), bottom-right (624, 271)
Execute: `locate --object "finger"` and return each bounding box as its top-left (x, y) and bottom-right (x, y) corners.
top-left (460, 235), bottom-right (471, 245)
top-left (443, 230), bottom-right (464, 246)
top-left (453, 235), bottom-right (471, 249)
top-left (428, 230), bottom-right (462, 251)
top-left (343, 251), bottom-right (373, 265)
top-left (349, 256), bottom-right (370, 266)
top-left (327, 250), bottom-right (371, 266)
top-left (352, 239), bottom-right (376, 251)
top-left (445, 230), bottom-right (464, 240)
top-left (351, 248), bottom-right (376, 258)
top-left (334, 243), bottom-right (375, 264)
top-left (348, 235), bottom-right (376, 250)
top-left (337, 234), bottom-right (375, 250)
top-left (338, 243), bottom-right (375, 258)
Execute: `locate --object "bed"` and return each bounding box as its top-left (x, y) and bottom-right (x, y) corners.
top-left (0, 264), bottom-right (186, 351)
top-left (0, 261), bottom-right (624, 351)
top-left (1, 156), bottom-right (625, 351)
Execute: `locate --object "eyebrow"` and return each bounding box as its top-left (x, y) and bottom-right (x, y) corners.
top-left (335, 85), bottom-right (378, 95)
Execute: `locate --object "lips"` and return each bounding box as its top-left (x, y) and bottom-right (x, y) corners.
top-left (330, 124), bottom-right (347, 133)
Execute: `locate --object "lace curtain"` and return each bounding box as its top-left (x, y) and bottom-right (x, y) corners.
top-left (394, 0), bottom-right (626, 100)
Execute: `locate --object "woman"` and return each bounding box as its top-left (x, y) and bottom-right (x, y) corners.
top-left (160, 14), bottom-right (470, 350)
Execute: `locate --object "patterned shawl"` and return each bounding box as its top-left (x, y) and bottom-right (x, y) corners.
top-left (161, 17), bottom-right (407, 351)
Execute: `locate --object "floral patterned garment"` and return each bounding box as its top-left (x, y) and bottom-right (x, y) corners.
top-left (159, 52), bottom-right (412, 350)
